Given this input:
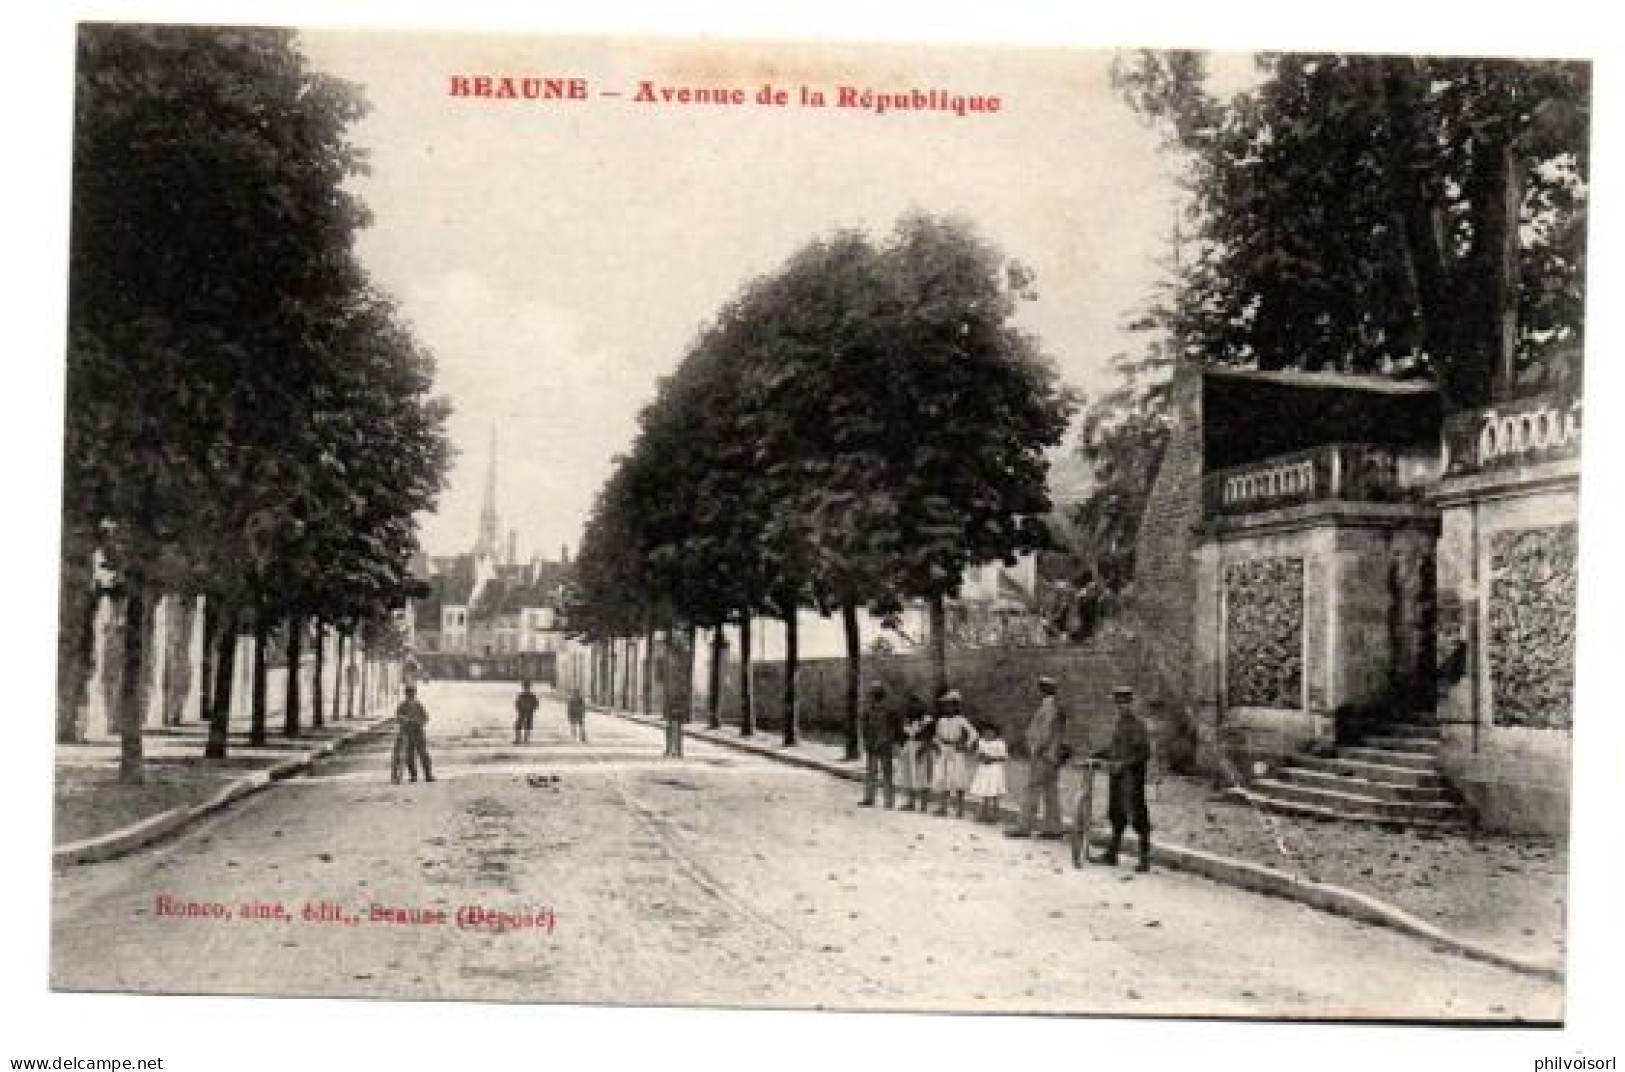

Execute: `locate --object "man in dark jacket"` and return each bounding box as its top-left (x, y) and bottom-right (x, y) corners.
top-left (513, 679), bottom-right (540, 744)
top-left (394, 684), bottom-right (435, 783)
top-left (1097, 685), bottom-right (1152, 872)
top-left (858, 681), bottom-right (903, 808)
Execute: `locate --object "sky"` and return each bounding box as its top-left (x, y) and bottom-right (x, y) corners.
top-left (299, 32), bottom-right (1258, 563)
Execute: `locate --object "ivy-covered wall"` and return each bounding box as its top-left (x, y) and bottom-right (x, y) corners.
top-left (1223, 556), bottom-right (1305, 709)
top-left (1489, 524), bottom-right (1577, 730)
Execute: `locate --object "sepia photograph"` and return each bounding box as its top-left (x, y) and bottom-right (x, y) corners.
top-left (23, 7), bottom-right (1614, 1056)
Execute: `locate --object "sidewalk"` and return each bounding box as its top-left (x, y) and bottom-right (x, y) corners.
top-left (620, 709), bottom-right (1566, 979)
top-left (54, 716), bottom-right (392, 864)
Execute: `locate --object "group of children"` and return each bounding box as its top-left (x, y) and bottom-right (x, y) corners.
top-left (896, 689), bottom-right (1011, 822)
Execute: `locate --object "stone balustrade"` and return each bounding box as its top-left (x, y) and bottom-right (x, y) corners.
top-left (1444, 393), bottom-right (1582, 477)
top-left (1202, 443), bottom-right (1434, 518)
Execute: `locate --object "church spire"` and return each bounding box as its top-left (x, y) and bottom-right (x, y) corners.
top-left (474, 425), bottom-right (500, 560)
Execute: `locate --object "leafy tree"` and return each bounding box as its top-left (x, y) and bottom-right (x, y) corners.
top-left (1061, 51), bottom-right (1590, 614)
top-left (574, 214), bottom-right (1075, 752)
top-left (868, 215), bottom-right (1076, 691)
top-left (64, 25), bottom-right (449, 774)
top-left (1114, 50), bottom-right (1589, 409)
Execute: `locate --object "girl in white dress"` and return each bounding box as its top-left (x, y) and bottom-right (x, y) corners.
top-left (968, 723), bottom-right (1009, 823)
top-left (931, 691), bottom-right (978, 818)
top-left (898, 694), bottom-right (933, 811)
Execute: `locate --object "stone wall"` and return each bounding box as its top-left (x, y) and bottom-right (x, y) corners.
top-left (1128, 362), bottom-right (1206, 709)
top-left (710, 645), bottom-right (1131, 756)
top-left (1434, 453), bottom-right (1578, 836)
top-left (1192, 504), bottom-right (1440, 773)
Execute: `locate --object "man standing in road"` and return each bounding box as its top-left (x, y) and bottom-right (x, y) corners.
top-left (1096, 685), bottom-right (1153, 872)
top-left (514, 679), bottom-right (540, 745)
top-left (663, 684), bottom-right (687, 758)
top-left (858, 681), bottom-right (903, 809)
top-left (566, 687), bottom-right (588, 742)
top-left (394, 683), bottom-right (435, 783)
top-left (1008, 675), bottom-right (1066, 839)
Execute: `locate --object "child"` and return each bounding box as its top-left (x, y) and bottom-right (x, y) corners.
top-left (898, 692), bottom-right (933, 811)
top-left (968, 722), bottom-right (1008, 823)
top-left (931, 690), bottom-right (978, 818)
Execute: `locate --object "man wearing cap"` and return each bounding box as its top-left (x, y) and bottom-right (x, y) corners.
top-left (1098, 685), bottom-right (1153, 872)
top-left (1009, 676), bottom-right (1066, 838)
top-left (858, 681), bottom-right (903, 808)
top-left (393, 684), bottom-right (435, 783)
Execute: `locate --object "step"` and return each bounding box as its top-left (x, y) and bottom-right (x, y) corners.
top-left (1361, 735), bottom-right (1442, 753)
top-left (1338, 746), bottom-right (1441, 771)
top-left (1291, 753), bottom-right (1447, 787)
top-left (1249, 778), bottom-right (1465, 821)
top-left (1379, 723), bottom-right (1442, 741)
top-left (1275, 766), bottom-right (1459, 803)
top-left (1227, 788), bottom-right (1470, 831)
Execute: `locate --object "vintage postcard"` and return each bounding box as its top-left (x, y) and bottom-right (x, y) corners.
top-left (49, 21), bottom-right (1589, 1026)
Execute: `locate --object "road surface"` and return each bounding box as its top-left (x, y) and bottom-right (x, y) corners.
top-left (51, 682), bottom-right (1562, 1019)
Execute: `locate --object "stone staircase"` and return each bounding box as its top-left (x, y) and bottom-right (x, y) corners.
top-left (1229, 723), bottom-right (1473, 830)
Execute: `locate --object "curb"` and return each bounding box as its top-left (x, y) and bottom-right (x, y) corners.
top-left (53, 718), bottom-right (393, 867)
top-left (609, 707), bottom-right (1564, 983)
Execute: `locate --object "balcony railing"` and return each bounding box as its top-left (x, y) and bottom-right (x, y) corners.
top-left (1202, 443), bottom-right (1438, 518)
top-left (1443, 393), bottom-right (1581, 478)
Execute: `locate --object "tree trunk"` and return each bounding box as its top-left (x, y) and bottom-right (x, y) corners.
top-left (782, 606), bottom-right (799, 748)
top-left (206, 608), bottom-right (237, 759)
top-left (606, 643), bottom-right (618, 709)
top-left (359, 654), bottom-right (370, 720)
top-left (56, 535), bottom-right (99, 744)
top-left (928, 592), bottom-right (948, 697)
top-left (283, 614), bottom-right (303, 738)
top-left (344, 637), bottom-right (357, 720)
top-left (1492, 144), bottom-right (1526, 398)
top-left (739, 612), bottom-right (755, 737)
top-left (1379, 58), bottom-right (1454, 365)
top-left (116, 581), bottom-right (150, 784)
top-left (707, 627), bottom-right (725, 730)
top-left (331, 631), bottom-right (345, 723)
top-left (681, 624), bottom-right (697, 727)
top-left (627, 637), bottom-right (637, 710)
top-left (311, 620), bottom-right (326, 730)
top-left (198, 598), bottom-right (218, 730)
top-left (618, 637), bottom-right (630, 710)
top-left (138, 595), bottom-right (161, 729)
top-left (250, 611), bottom-right (270, 746)
top-left (842, 600), bottom-right (862, 761)
top-left (643, 627), bottom-right (656, 714)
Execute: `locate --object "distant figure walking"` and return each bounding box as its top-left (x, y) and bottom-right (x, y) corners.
top-left (858, 681), bottom-right (903, 809)
top-left (898, 692), bottom-right (934, 812)
top-left (1097, 685), bottom-right (1154, 873)
top-left (930, 690), bottom-right (978, 818)
top-left (567, 687), bottom-right (588, 743)
top-left (392, 684), bottom-right (434, 784)
top-left (514, 679), bottom-right (539, 744)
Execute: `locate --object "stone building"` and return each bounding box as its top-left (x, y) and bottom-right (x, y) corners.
top-left (1131, 363), bottom-right (1579, 835)
top-left (409, 432), bottom-right (571, 681)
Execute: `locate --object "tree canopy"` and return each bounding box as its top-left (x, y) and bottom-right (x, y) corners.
top-left (1063, 50), bottom-right (1590, 604)
top-left (1114, 50), bottom-right (1589, 408)
top-left (571, 213), bottom-right (1076, 722)
top-left (63, 25), bottom-right (452, 765)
